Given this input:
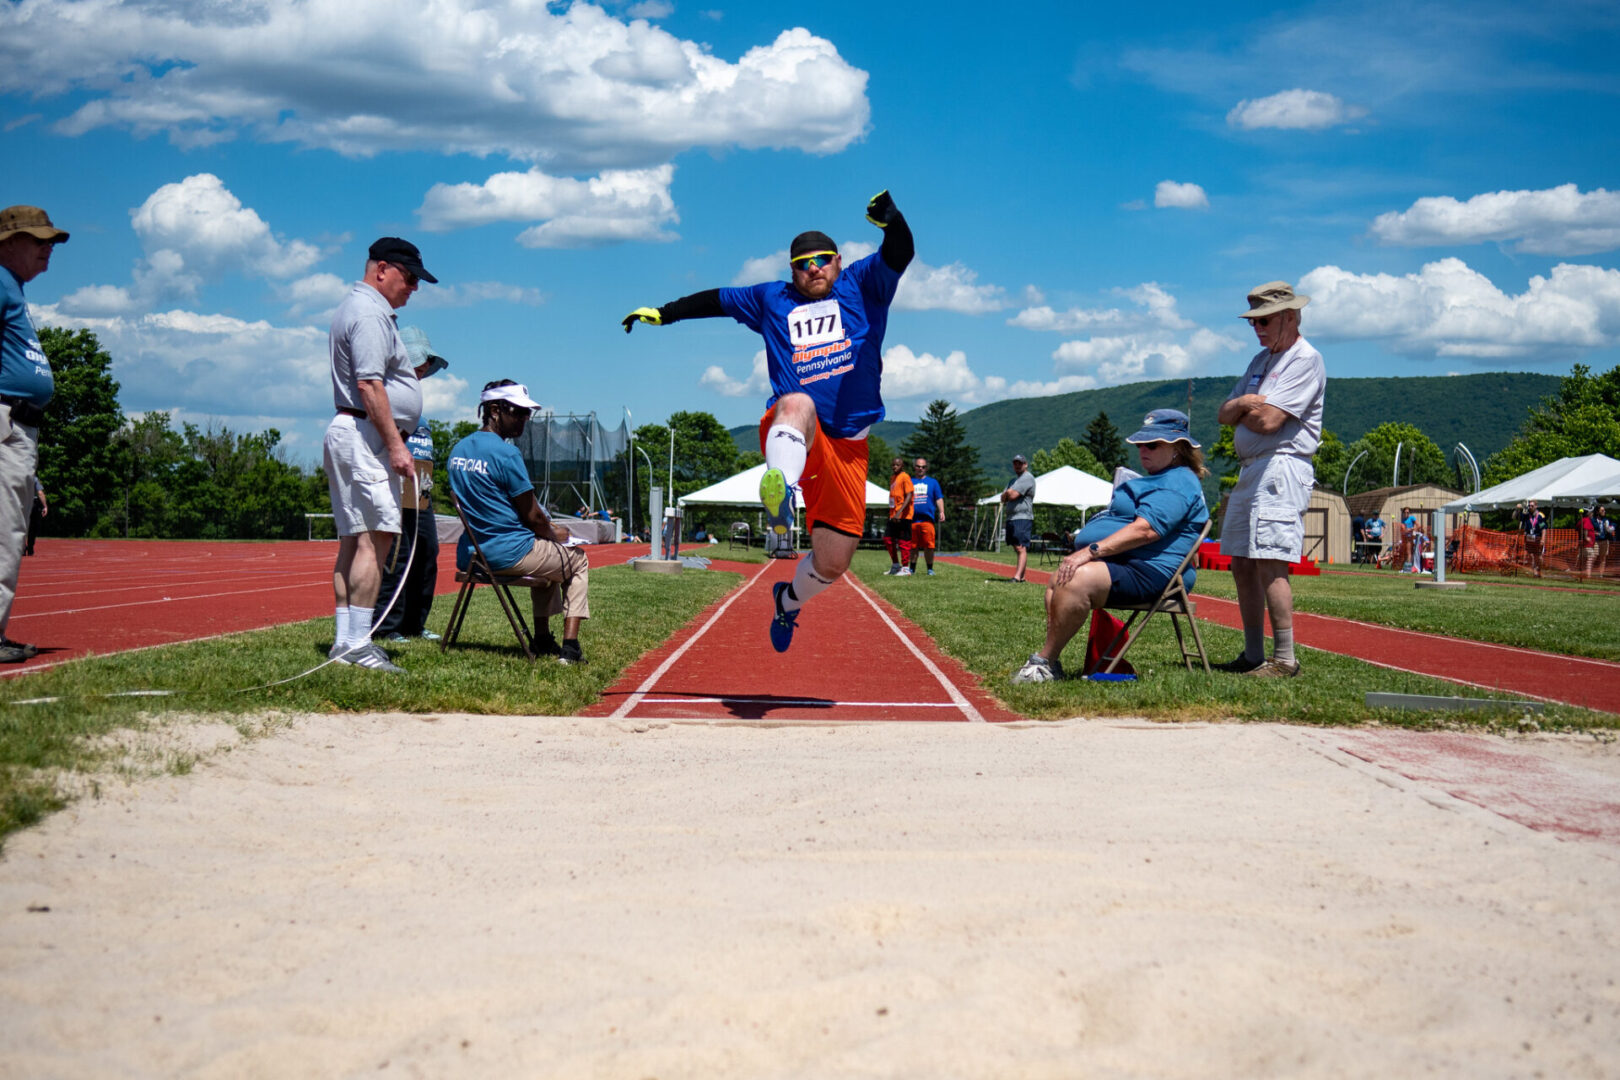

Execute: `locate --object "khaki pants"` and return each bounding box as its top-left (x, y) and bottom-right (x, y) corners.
top-left (508, 539), bottom-right (590, 625)
top-left (0, 409), bottom-right (38, 639)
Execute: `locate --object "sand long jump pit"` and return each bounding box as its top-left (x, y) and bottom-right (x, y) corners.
top-left (2, 714), bottom-right (1618, 1078)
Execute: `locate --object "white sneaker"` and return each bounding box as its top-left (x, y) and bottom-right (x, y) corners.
top-left (1010, 653), bottom-right (1062, 684)
top-left (897, 566), bottom-right (912, 576)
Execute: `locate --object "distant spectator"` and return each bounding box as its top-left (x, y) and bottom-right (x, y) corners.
top-left (885, 456), bottom-right (914, 575)
top-left (1001, 454), bottom-right (1035, 583)
top-left (908, 457), bottom-right (944, 576)
top-left (1362, 512), bottom-right (1385, 566)
top-left (1596, 505), bottom-right (1614, 578)
top-left (23, 477), bottom-right (45, 556)
top-left (1514, 500), bottom-right (1546, 578)
top-left (1579, 506), bottom-right (1597, 578)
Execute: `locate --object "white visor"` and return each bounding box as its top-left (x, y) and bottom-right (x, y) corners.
top-left (480, 383), bottom-right (541, 409)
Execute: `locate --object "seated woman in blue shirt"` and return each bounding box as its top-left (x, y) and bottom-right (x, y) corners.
top-left (1012, 409), bottom-right (1209, 683)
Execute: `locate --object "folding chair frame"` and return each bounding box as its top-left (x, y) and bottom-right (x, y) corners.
top-left (1096, 519), bottom-right (1212, 674)
top-left (440, 494), bottom-right (541, 662)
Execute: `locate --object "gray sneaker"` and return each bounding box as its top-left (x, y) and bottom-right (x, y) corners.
top-left (418, 629), bottom-right (442, 641)
top-left (336, 643), bottom-right (406, 674)
top-left (1010, 653), bottom-right (1062, 684)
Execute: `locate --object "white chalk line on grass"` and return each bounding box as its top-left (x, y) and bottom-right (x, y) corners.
top-left (609, 562), bottom-right (774, 720)
top-left (843, 575), bottom-right (987, 724)
top-left (11, 580), bottom-right (332, 620)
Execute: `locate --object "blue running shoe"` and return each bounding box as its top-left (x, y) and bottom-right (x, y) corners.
top-left (769, 581), bottom-right (799, 653)
top-left (759, 467), bottom-right (795, 537)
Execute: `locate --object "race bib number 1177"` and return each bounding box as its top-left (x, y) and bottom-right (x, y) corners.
top-left (787, 299), bottom-right (844, 349)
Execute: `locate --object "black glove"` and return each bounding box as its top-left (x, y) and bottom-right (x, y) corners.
top-left (865, 189), bottom-right (897, 227)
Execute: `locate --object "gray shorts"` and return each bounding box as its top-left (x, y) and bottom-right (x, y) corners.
top-left (323, 414), bottom-right (402, 537)
top-left (1220, 454), bottom-right (1313, 561)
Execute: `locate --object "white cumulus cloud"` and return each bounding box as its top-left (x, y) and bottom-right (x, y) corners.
top-left (1227, 89), bottom-right (1363, 131)
top-left (699, 350), bottom-right (770, 398)
top-left (1369, 184), bottom-right (1620, 256)
top-left (1154, 180), bottom-right (1209, 210)
top-left (417, 165), bottom-right (679, 247)
top-left (1008, 282), bottom-right (1194, 333)
top-left (1299, 258), bottom-right (1620, 358)
top-left (1, 2), bottom-right (869, 171)
top-left (133, 174), bottom-right (322, 278)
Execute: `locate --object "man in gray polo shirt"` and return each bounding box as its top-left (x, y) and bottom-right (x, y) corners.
top-left (324, 237), bottom-right (437, 673)
top-left (1001, 453), bottom-right (1036, 583)
top-left (1215, 281), bottom-right (1326, 677)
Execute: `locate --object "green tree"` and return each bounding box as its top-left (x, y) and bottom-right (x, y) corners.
top-left (1083, 411), bottom-right (1127, 474)
top-left (1209, 426), bottom-right (1240, 492)
top-left (1030, 437), bottom-right (1107, 479)
top-left (98, 411), bottom-right (185, 537)
top-left (613, 411), bottom-right (743, 528)
top-left (1482, 364), bottom-right (1620, 485)
top-left (36, 328), bottom-right (125, 537)
top-left (866, 433), bottom-right (895, 485)
top-left (1310, 429), bottom-right (1349, 492)
top-left (1344, 422), bottom-right (1451, 492)
top-left (899, 399), bottom-right (984, 546)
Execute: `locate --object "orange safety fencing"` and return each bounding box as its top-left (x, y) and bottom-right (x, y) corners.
top-left (1449, 525), bottom-right (1617, 581)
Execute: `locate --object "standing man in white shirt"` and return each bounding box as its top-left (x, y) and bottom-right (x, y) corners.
top-left (1215, 281), bottom-right (1326, 678)
top-left (324, 237), bottom-right (438, 673)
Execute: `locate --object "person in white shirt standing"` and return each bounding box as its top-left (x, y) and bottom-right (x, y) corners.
top-left (1214, 281), bottom-right (1326, 678)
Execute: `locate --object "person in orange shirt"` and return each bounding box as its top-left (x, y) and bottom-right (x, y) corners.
top-left (885, 456), bottom-right (914, 575)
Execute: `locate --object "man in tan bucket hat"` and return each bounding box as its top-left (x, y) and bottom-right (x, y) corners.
top-left (1213, 280), bottom-right (1326, 677)
top-left (0, 206), bottom-right (70, 663)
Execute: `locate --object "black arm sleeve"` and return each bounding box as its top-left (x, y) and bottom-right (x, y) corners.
top-left (880, 211), bottom-right (914, 274)
top-left (658, 289), bottom-right (726, 325)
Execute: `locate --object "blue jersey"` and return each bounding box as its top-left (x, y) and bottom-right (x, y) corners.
top-left (717, 252), bottom-right (902, 438)
top-left (448, 430), bottom-right (537, 572)
top-left (1074, 466), bottom-right (1209, 589)
top-left (911, 476), bottom-right (943, 520)
top-left (0, 267), bottom-right (54, 407)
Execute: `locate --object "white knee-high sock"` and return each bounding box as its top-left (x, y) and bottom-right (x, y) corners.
top-left (764, 424), bottom-right (808, 488)
top-left (347, 605), bottom-right (374, 648)
top-left (782, 554), bottom-right (836, 612)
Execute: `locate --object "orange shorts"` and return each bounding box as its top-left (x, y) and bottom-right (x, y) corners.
top-left (911, 520), bottom-right (937, 550)
top-left (759, 408), bottom-right (869, 537)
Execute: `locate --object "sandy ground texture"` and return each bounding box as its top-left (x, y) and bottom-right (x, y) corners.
top-left (2, 714), bottom-right (1619, 1079)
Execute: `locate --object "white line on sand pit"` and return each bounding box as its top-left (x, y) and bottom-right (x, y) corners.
top-left (844, 575), bottom-right (987, 724)
top-left (609, 562), bottom-right (773, 720)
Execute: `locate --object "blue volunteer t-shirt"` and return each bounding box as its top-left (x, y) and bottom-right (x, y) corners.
top-left (911, 476), bottom-right (943, 521)
top-left (717, 252), bottom-right (902, 438)
top-left (448, 430), bottom-right (537, 572)
top-left (406, 423), bottom-right (435, 462)
top-left (1074, 466), bottom-right (1209, 590)
top-left (0, 267), bottom-right (54, 407)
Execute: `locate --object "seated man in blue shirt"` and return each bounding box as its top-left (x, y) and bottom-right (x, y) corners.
top-left (448, 380), bottom-right (589, 664)
top-left (1012, 410), bottom-right (1210, 683)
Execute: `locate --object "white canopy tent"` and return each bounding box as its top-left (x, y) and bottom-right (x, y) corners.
top-left (974, 465), bottom-right (1114, 509)
top-left (1441, 454), bottom-right (1620, 512)
top-left (676, 462), bottom-right (890, 509)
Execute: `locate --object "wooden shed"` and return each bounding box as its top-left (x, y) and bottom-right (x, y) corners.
top-left (1345, 484), bottom-right (1479, 561)
top-left (1304, 488), bottom-right (1352, 565)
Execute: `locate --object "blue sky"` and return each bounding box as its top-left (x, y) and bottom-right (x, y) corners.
top-left (4, 0), bottom-right (1618, 463)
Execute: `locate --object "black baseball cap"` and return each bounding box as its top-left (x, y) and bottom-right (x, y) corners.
top-left (790, 230), bottom-right (837, 259)
top-left (368, 237), bottom-right (438, 284)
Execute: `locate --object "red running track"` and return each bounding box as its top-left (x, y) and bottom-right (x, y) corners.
top-left (583, 557), bottom-right (1021, 723)
top-left (945, 555), bottom-right (1620, 716)
top-left (2, 538), bottom-right (652, 676)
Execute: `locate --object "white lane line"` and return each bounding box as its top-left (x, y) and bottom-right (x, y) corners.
top-left (609, 562), bottom-right (774, 720)
top-left (844, 575), bottom-right (987, 724)
top-left (10, 581), bottom-right (330, 619)
top-left (642, 696), bottom-right (959, 708)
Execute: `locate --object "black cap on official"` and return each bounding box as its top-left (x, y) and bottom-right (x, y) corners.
top-left (368, 237), bottom-right (438, 284)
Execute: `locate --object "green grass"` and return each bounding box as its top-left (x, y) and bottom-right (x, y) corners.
top-left (952, 548), bottom-right (1620, 660)
top-left (857, 551), bottom-right (1615, 731)
top-left (0, 563), bottom-right (738, 847)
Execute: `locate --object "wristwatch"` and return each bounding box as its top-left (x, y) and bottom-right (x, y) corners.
top-left (1088, 542), bottom-right (1102, 559)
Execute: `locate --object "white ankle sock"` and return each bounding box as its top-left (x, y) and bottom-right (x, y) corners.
top-left (781, 554), bottom-right (836, 612)
top-left (1272, 627), bottom-right (1295, 665)
top-left (764, 424), bottom-right (808, 488)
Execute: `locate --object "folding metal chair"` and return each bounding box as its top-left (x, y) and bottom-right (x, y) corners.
top-left (1095, 519), bottom-right (1212, 674)
top-left (728, 521), bottom-right (752, 550)
top-left (440, 494), bottom-right (550, 662)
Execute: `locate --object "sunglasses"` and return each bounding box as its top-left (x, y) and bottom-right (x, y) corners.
top-left (384, 262), bottom-right (418, 288)
top-left (791, 251), bottom-right (836, 271)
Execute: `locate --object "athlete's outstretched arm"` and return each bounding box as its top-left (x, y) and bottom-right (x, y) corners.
top-left (865, 190), bottom-right (914, 274)
top-left (622, 289), bottom-right (726, 333)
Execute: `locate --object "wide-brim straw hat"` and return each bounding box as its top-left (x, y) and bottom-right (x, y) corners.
top-left (1240, 280), bottom-right (1308, 319)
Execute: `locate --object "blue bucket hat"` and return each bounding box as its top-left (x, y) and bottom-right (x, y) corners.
top-left (399, 325), bottom-right (448, 377)
top-left (1125, 409), bottom-right (1199, 448)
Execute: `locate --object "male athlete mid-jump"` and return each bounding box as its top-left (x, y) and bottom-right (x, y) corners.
top-left (623, 190), bottom-right (913, 651)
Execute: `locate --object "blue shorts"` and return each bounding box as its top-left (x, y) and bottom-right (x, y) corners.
top-left (1005, 518), bottom-right (1033, 548)
top-left (1104, 560), bottom-right (1183, 605)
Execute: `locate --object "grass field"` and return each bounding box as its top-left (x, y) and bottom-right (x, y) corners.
top-left (857, 550), bottom-right (1614, 731)
top-left (959, 547), bottom-right (1619, 660)
top-left (0, 563), bottom-right (739, 846)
